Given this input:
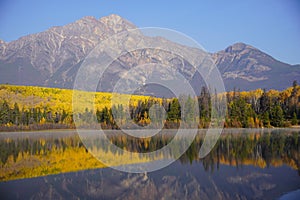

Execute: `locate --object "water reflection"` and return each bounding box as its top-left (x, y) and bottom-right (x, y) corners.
top-left (180, 129), bottom-right (300, 174)
top-left (0, 129), bottom-right (299, 199)
top-left (0, 159), bottom-right (299, 199)
top-left (0, 129), bottom-right (299, 181)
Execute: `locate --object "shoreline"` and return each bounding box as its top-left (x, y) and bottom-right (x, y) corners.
top-left (0, 127), bottom-right (299, 135)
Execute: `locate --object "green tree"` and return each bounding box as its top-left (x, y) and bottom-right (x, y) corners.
top-left (167, 98), bottom-right (181, 122)
top-left (259, 89), bottom-right (270, 114)
top-left (183, 96), bottom-right (196, 127)
top-left (0, 101), bottom-right (10, 124)
top-left (270, 104), bottom-right (284, 127)
top-left (291, 112), bottom-right (298, 125)
top-left (12, 102), bottom-right (20, 125)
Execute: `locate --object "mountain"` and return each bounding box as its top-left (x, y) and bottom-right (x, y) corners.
top-left (0, 14), bottom-right (136, 87)
top-left (212, 43), bottom-right (300, 91)
top-left (0, 14), bottom-right (299, 92)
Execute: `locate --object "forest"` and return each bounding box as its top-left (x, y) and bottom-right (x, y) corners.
top-left (0, 81), bottom-right (299, 131)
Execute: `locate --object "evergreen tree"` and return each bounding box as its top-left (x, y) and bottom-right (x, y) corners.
top-left (291, 112), bottom-right (298, 125)
top-left (0, 101), bottom-right (10, 124)
top-left (270, 104), bottom-right (284, 127)
top-left (183, 96), bottom-right (196, 126)
top-left (12, 102), bottom-right (20, 125)
top-left (259, 89), bottom-right (270, 114)
top-left (167, 98), bottom-right (181, 122)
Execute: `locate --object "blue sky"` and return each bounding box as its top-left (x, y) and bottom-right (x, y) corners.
top-left (0, 0), bottom-right (299, 64)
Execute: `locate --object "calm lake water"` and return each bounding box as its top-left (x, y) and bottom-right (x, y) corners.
top-left (0, 129), bottom-right (299, 199)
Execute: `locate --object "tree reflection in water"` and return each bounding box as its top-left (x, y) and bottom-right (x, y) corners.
top-left (0, 129), bottom-right (299, 181)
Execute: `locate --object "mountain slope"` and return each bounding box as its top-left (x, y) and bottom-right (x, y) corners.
top-left (212, 43), bottom-right (300, 90)
top-left (0, 14), bottom-right (135, 87)
top-left (0, 14), bottom-right (299, 92)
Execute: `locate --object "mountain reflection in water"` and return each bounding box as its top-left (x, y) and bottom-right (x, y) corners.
top-left (0, 129), bottom-right (299, 199)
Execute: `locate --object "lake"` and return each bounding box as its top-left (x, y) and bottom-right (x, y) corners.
top-left (0, 129), bottom-right (299, 199)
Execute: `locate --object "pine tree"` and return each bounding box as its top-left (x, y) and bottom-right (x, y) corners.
top-left (259, 89), bottom-right (270, 114)
top-left (12, 103), bottom-right (20, 125)
top-left (262, 111), bottom-right (270, 128)
top-left (270, 104), bottom-right (284, 127)
top-left (167, 98), bottom-right (181, 122)
top-left (292, 112), bottom-right (298, 125)
top-left (0, 101), bottom-right (10, 124)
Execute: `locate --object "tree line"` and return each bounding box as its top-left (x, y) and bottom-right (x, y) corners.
top-left (225, 80), bottom-right (299, 128)
top-left (0, 81), bottom-right (299, 130)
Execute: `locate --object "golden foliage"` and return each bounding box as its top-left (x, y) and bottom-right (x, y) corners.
top-left (0, 84), bottom-right (158, 114)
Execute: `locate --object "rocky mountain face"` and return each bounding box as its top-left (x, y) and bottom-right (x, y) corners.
top-left (0, 14), bottom-right (136, 87)
top-left (0, 14), bottom-right (299, 92)
top-left (212, 43), bottom-right (300, 90)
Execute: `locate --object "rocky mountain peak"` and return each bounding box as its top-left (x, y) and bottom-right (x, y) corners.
top-left (0, 14), bottom-right (139, 81)
top-left (99, 14), bottom-right (136, 33)
top-left (77, 16), bottom-right (98, 23)
top-left (224, 42), bottom-right (255, 53)
top-left (211, 41), bottom-right (299, 90)
top-left (0, 15), bottom-right (298, 92)
top-left (100, 14), bottom-right (122, 21)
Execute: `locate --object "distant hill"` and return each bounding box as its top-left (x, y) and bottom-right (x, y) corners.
top-left (0, 14), bottom-right (299, 93)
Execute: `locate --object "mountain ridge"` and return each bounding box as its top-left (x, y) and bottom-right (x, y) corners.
top-left (0, 14), bottom-right (299, 92)
top-left (212, 42), bottom-right (299, 90)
